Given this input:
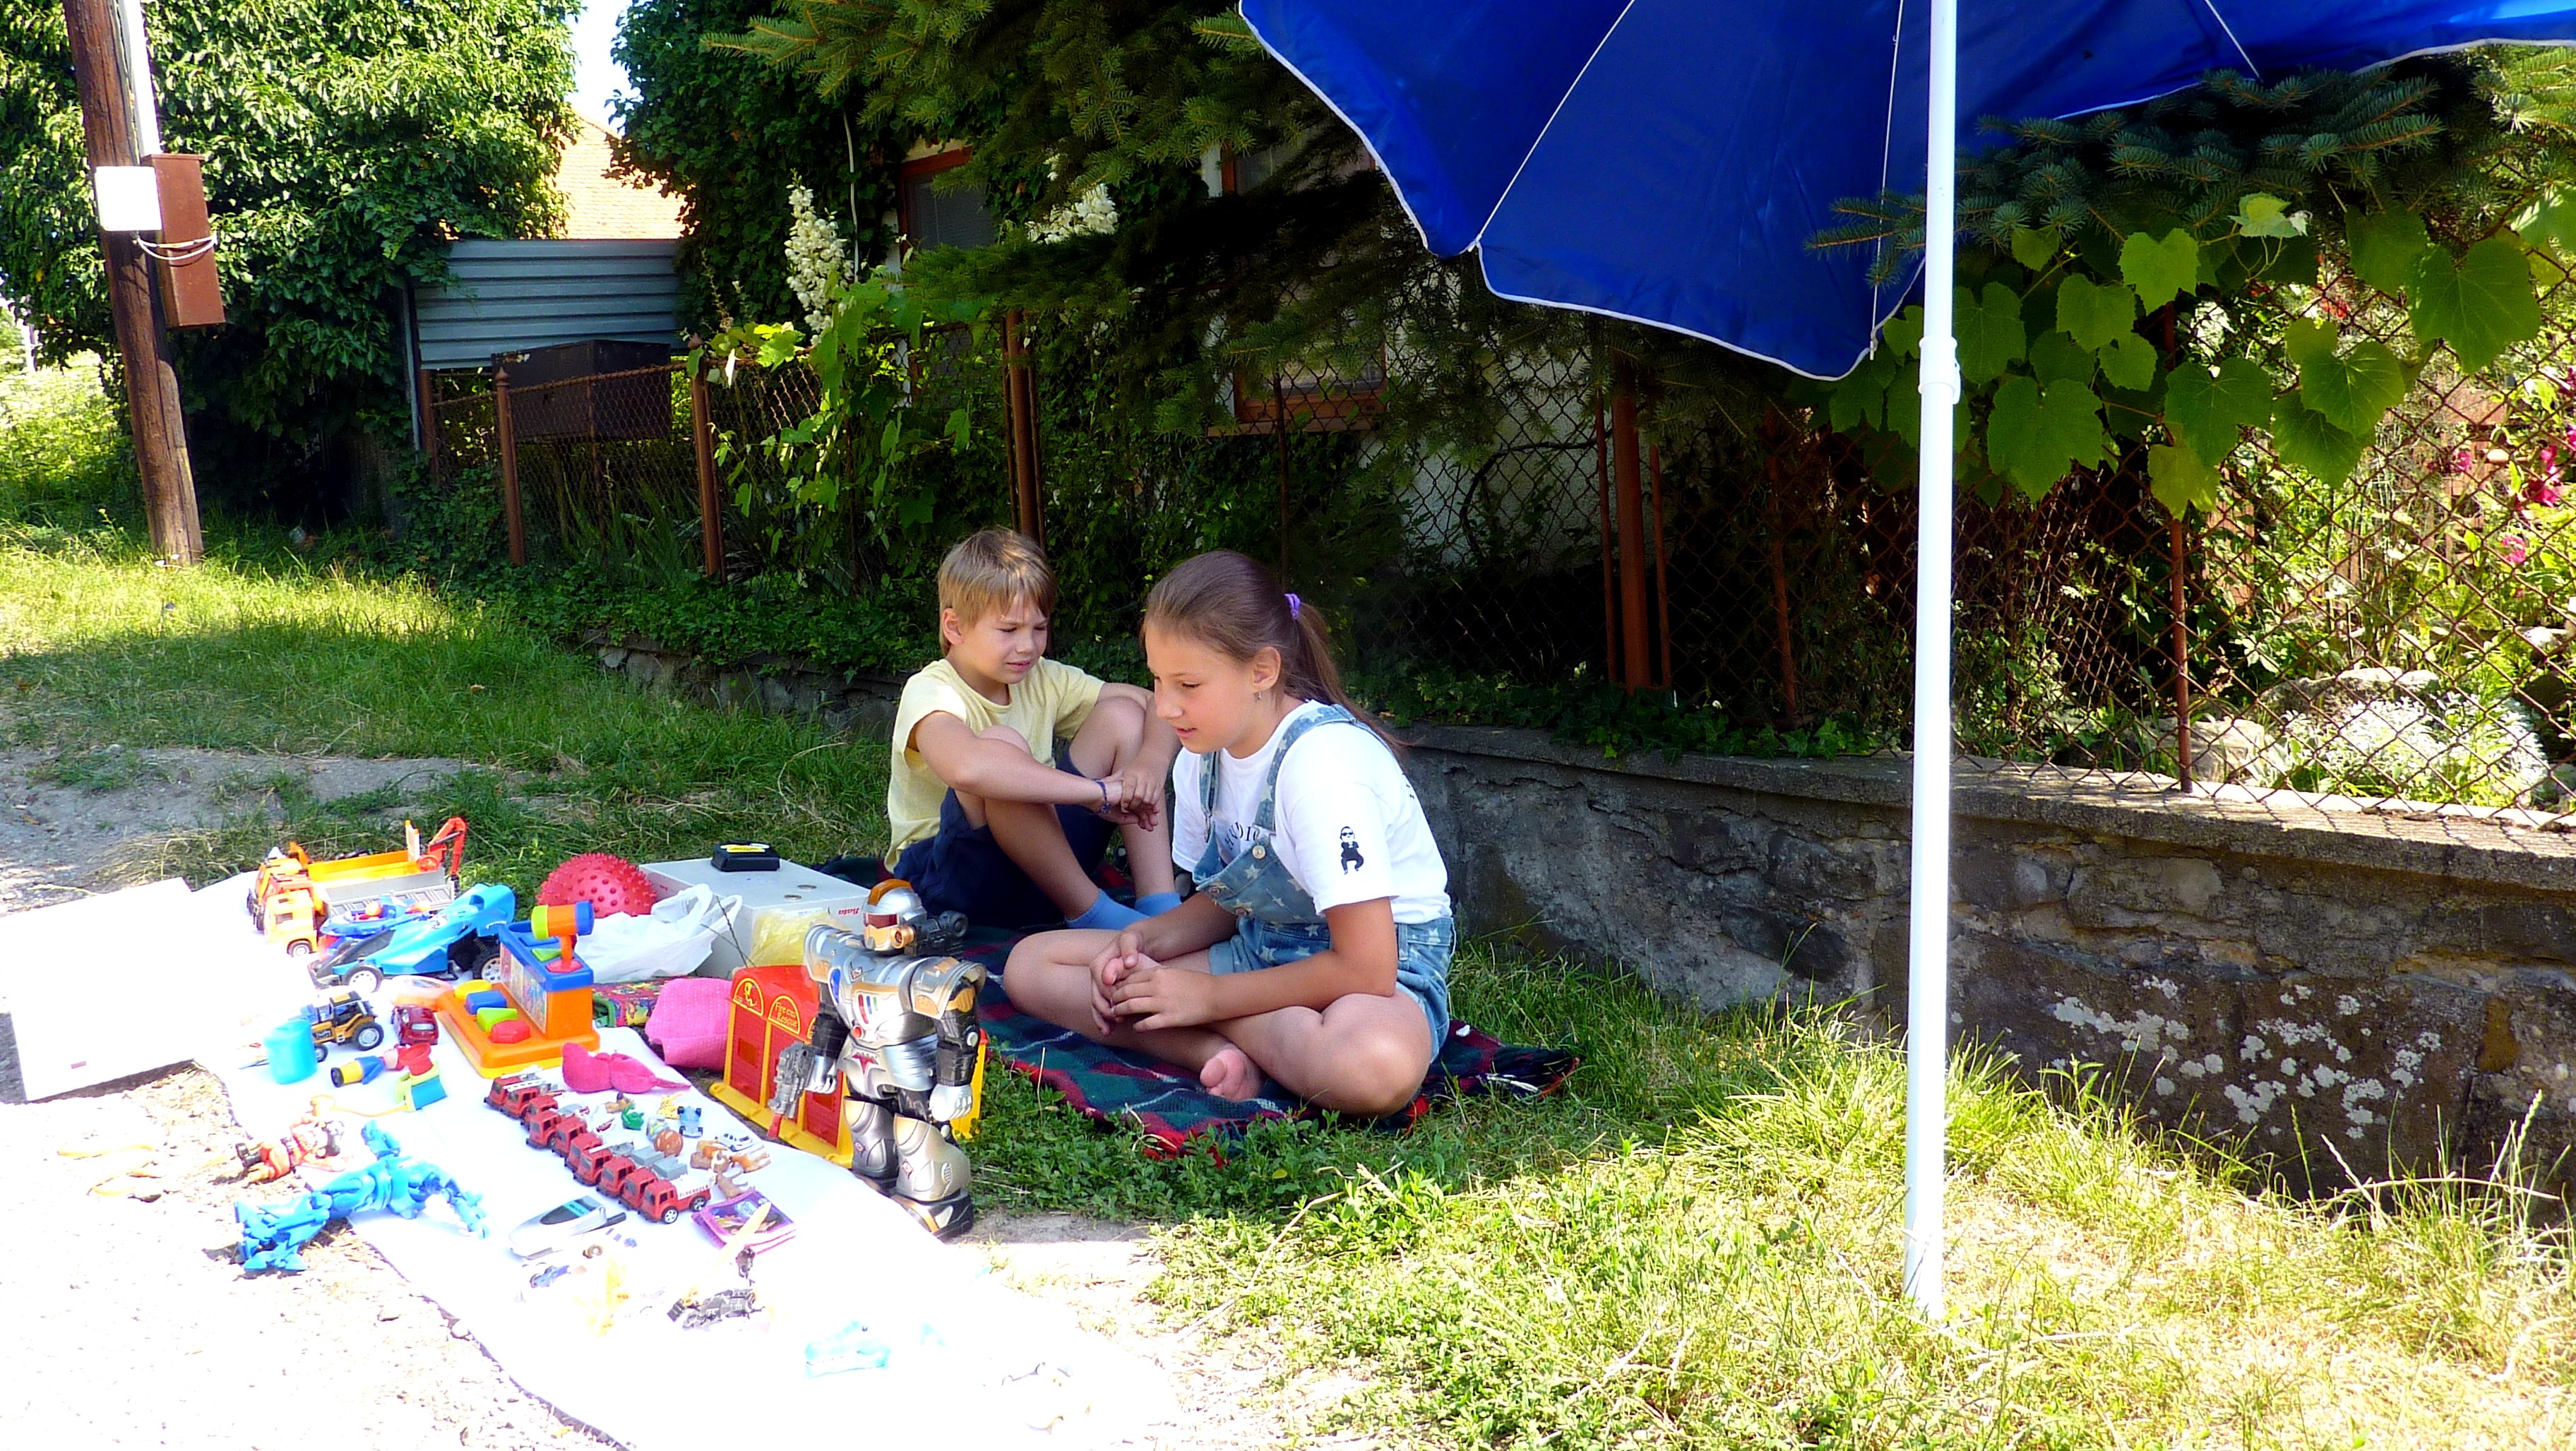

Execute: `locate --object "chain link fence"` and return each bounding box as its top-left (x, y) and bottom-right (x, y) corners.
top-left (1919, 233), bottom-right (2576, 828)
top-left (410, 251), bottom-right (2576, 831)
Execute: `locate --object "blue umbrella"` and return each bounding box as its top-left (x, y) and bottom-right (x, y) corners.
top-left (1243, 0), bottom-right (2576, 1318)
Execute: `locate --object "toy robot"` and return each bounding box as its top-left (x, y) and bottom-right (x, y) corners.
top-left (234, 1122), bottom-right (487, 1273)
top-left (767, 883), bottom-right (986, 1239)
top-left (232, 1116), bottom-right (343, 1183)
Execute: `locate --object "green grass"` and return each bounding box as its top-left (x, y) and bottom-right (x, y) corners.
top-left (3, 381), bottom-right (2571, 1445)
top-left (0, 357), bottom-right (136, 529)
top-left (0, 527), bottom-right (891, 907)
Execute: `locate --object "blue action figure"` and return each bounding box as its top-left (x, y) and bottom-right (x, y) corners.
top-left (234, 1121), bottom-right (487, 1273)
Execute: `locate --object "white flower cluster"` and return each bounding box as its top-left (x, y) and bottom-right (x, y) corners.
top-left (785, 181), bottom-right (853, 334)
top-left (1024, 184), bottom-right (1119, 244)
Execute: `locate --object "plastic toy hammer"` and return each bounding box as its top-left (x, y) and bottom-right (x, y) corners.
top-left (530, 901), bottom-right (593, 965)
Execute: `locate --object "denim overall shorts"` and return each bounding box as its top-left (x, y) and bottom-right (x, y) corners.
top-left (1189, 705), bottom-right (1455, 1041)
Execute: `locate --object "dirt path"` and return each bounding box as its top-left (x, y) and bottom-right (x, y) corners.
top-left (0, 746), bottom-right (479, 913)
top-left (0, 749), bottom-right (1312, 1450)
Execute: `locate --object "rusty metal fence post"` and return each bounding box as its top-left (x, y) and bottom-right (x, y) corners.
top-left (1273, 374), bottom-right (1294, 578)
top-left (2169, 507), bottom-right (2193, 792)
top-left (1594, 390), bottom-right (1618, 683)
top-left (1609, 353), bottom-right (1652, 688)
top-left (690, 357), bottom-right (723, 580)
top-left (494, 365), bottom-right (525, 567)
top-left (1650, 441), bottom-right (1674, 692)
top-left (1003, 311), bottom-right (1045, 547)
top-left (416, 367), bottom-right (439, 482)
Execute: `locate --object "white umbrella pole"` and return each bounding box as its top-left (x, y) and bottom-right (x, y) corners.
top-left (1903, 0), bottom-right (1960, 1322)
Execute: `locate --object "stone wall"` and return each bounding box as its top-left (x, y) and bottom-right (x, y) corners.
top-left (1405, 727), bottom-right (2576, 1193)
top-left (593, 638), bottom-right (2576, 1193)
top-left (592, 635), bottom-right (906, 735)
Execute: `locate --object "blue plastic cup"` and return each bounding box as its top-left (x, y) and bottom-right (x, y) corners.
top-left (265, 1017), bottom-right (318, 1085)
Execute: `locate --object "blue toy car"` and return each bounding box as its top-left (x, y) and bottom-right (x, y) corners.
top-left (310, 883), bottom-right (518, 993)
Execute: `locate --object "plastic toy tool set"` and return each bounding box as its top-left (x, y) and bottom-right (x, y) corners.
top-left (434, 902), bottom-right (602, 1076)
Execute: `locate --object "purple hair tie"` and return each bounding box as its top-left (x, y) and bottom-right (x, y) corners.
top-left (1285, 592), bottom-right (1302, 620)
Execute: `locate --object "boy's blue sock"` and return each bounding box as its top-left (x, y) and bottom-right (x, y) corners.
top-left (1133, 891), bottom-right (1183, 918)
top-left (1069, 892), bottom-right (1145, 931)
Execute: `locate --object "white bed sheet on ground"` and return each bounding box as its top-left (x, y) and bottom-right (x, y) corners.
top-left (209, 931), bottom-right (1173, 1447)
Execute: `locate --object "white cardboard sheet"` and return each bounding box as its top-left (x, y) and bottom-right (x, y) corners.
top-left (1, 873), bottom-right (314, 1099)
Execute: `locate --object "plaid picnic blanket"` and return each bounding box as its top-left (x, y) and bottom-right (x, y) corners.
top-left (949, 935), bottom-right (1582, 1158)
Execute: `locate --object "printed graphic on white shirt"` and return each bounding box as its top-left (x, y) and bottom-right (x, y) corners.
top-left (1170, 703), bottom-right (1450, 923)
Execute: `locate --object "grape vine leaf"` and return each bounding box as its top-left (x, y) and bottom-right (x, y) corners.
top-left (2029, 329), bottom-right (2097, 386)
top-left (2103, 369), bottom-right (2168, 439)
top-left (2121, 229), bottom-right (2200, 309)
top-left (2010, 225), bottom-right (2062, 270)
top-left (2054, 274), bottom-right (2137, 350)
top-left (2279, 316), bottom-right (2336, 371)
top-left (2163, 358), bottom-right (2272, 462)
top-left (2408, 235), bottom-right (2544, 372)
top-left (2234, 193), bottom-right (2306, 239)
top-left (2517, 189), bottom-right (2576, 254)
top-left (1883, 304), bottom-right (1926, 358)
top-left (2282, 318), bottom-right (2407, 436)
top-left (2347, 209), bottom-right (2431, 294)
top-left (1827, 347), bottom-right (1898, 431)
top-left (2271, 398), bottom-right (2368, 486)
top-left (2148, 441), bottom-right (2220, 513)
top-left (1986, 376), bottom-right (2106, 496)
top-left (2098, 332), bottom-right (2158, 390)
top-left (1955, 283), bottom-right (2027, 383)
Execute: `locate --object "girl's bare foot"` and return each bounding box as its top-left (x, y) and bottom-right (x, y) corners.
top-left (1199, 1044), bottom-right (1263, 1100)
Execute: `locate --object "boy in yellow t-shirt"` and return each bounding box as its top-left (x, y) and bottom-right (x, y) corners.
top-left (886, 530), bottom-right (1181, 931)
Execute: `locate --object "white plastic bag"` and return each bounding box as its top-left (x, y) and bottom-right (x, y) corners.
top-left (578, 883), bottom-right (742, 983)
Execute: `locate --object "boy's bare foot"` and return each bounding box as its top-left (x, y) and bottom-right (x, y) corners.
top-left (1199, 1044), bottom-right (1263, 1100)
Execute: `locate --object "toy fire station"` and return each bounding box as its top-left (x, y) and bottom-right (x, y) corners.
top-left (706, 963), bottom-right (853, 1166)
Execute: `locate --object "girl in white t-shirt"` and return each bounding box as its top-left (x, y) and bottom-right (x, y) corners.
top-left (1004, 551), bottom-right (1455, 1115)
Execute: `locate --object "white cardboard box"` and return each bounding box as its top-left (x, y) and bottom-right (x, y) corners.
top-left (640, 857), bottom-right (872, 975)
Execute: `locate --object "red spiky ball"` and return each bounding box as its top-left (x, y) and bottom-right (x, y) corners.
top-left (537, 852), bottom-right (660, 919)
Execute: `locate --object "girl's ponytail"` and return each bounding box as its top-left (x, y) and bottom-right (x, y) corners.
top-left (1143, 551), bottom-right (1398, 750)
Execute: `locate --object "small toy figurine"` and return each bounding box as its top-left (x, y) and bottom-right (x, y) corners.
top-left (234, 1122), bottom-right (486, 1274)
top-left (232, 1117), bottom-right (343, 1184)
top-left (768, 883), bottom-right (986, 1238)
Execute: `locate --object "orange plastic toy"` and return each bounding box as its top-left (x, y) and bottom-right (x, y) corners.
top-left (434, 902), bottom-right (601, 1077)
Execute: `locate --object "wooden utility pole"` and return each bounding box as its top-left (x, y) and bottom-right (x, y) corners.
top-left (62, 0), bottom-right (201, 562)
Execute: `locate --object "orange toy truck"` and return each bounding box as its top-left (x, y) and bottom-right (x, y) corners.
top-left (250, 817), bottom-right (468, 958)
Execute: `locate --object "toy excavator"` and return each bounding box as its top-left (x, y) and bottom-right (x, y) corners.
top-left (250, 817), bottom-right (468, 961)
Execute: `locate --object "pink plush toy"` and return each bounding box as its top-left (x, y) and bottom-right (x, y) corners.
top-left (645, 977), bottom-right (732, 1070)
top-left (561, 1041), bottom-right (686, 1094)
